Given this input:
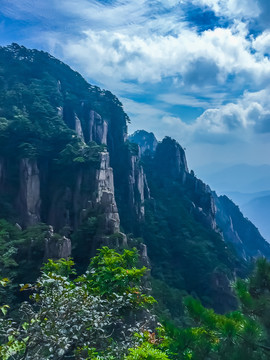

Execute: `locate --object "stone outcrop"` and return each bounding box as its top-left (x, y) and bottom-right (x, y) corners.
top-left (155, 137), bottom-right (188, 181)
top-left (48, 186), bottom-right (74, 231)
top-left (48, 150), bottom-right (120, 235)
top-left (95, 151), bottom-right (120, 234)
top-left (129, 130), bottom-right (158, 156)
top-left (210, 271), bottom-right (238, 313)
top-left (44, 225), bottom-right (71, 260)
top-left (75, 113), bottom-right (84, 139)
top-left (63, 106), bottom-right (108, 146)
top-left (214, 194), bottom-right (270, 260)
top-left (186, 173), bottom-right (217, 230)
top-left (128, 154), bottom-right (149, 220)
top-left (88, 110), bottom-right (108, 145)
top-left (18, 158), bottom-right (41, 226)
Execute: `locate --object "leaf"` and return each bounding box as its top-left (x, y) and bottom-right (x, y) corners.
top-left (20, 283), bottom-right (30, 291)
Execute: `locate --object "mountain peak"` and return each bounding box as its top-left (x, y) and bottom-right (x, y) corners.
top-left (155, 136), bottom-right (189, 177)
top-left (129, 130), bottom-right (158, 156)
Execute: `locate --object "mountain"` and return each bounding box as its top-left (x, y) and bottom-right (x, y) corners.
top-left (128, 130), bottom-right (158, 156)
top-left (241, 195), bottom-right (270, 241)
top-left (223, 191), bottom-right (270, 241)
top-left (0, 44), bottom-right (269, 316)
top-left (225, 190), bottom-right (270, 205)
top-left (214, 194), bottom-right (270, 259)
top-left (130, 131), bottom-right (270, 257)
top-left (196, 164), bottom-right (270, 243)
top-left (196, 163), bottom-right (270, 193)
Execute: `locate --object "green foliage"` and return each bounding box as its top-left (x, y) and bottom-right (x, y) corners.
top-left (57, 141), bottom-right (103, 167)
top-left (42, 258), bottom-right (76, 277)
top-left (1, 249), bottom-right (270, 360)
top-left (234, 257), bottom-right (270, 336)
top-left (0, 247), bottom-right (155, 359)
top-left (0, 220), bottom-right (19, 277)
top-left (0, 221), bottom-right (64, 307)
top-left (125, 342), bottom-right (169, 360)
top-left (140, 152), bottom-right (244, 316)
top-left (125, 141), bottom-right (139, 156)
top-left (85, 247), bottom-right (155, 306)
top-left (158, 259), bottom-right (270, 360)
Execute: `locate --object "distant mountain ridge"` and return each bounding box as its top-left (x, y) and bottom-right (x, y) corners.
top-left (0, 44), bottom-right (269, 315)
top-left (195, 163), bottom-right (270, 242)
top-left (241, 195), bottom-right (270, 242)
top-left (196, 163), bottom-right (270, 193)
top-left (130, 131), bottom-right (270, 261)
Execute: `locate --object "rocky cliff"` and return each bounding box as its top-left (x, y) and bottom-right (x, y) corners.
top-left (18, 158), bottom-right (41, 226)
top-left (214, 194), bottom-right (270, 260)
top-left (0, 44), bottom-right (149, 256)
top-left (129, 130), bottom-right (158, 156)
top-left (131, 130), bottom-right (270, 261)
top-left (1, 44), bottom-right (269, 314)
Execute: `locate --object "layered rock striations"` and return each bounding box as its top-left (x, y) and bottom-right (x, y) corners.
top-left (18, 158), bottom-right (41, 227)
top-left (95, 151), bottom-right (120, 234)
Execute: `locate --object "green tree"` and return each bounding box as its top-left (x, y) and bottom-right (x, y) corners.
top-left (0, 247), bottom-right (155, 359)
top-left (160, 258), bottom-right (270, 360)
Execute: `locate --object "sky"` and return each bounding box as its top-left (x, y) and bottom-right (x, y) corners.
top-left (1, 0), bottom-right (270, 169)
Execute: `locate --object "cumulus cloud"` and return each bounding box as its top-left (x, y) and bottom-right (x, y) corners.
top-left (4, 0), bottom-right (270, 92)
top-left (252, 31), bottom-right (270, 55)
top-left (2, 0), bottom-right (270, 163)
top-left (159, 88), bottom-right (270, 145)
top-left (186, 0), bottom-right (260, 19)
top-left (54, 24), bottom-right (270, 91)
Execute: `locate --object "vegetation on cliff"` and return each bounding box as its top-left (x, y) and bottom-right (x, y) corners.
top-left (0, 44), bottom-right (270, 358)
top-left (1, 250), bottom-right (270, 359)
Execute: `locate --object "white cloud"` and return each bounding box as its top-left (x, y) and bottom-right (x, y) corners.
top-left (158, 93), bottom-right (213, 108)
top-left (4, 0), bottom-right (270, 94)
top-left (186, 0), bottom-right (260, 19)
top-left (159, 88), bottom-right (270, 145)
top-left (53, 24), bottom-right (270, 92)
top-left (252, 31), bottom-right (270, 56)
top-left (2, 0), bottom-right (270, 164)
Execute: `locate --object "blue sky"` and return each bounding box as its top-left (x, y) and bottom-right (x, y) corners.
top-left (1, 0), bottom-right (270, 169)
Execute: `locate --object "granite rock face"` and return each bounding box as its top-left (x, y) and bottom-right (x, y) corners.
top-left (214, 194), bottom-right (270, 260)
top-left (18, 158), bottom-right (41, 226)
top-left (44, 225), bottom-right (72, 260)
top-left (210, 272), bottom-right (238, 313)
top-left (128, 154), bottom-right (149, 220)
top-left (154, 137), bottom-right (188, 181)
top-left (149, 136), bottom-right (216, 230)
top-left (88, 110), bottom-right (108, 145)
top-left (48, 150), bottom-right (120, 235)
top-left (186, 173), bottom-right (217, 230)
top-left (129, 130), bottom-right (158, 156)
top-left (95, 151), bottom-right (120, 234)
top-left (63, 105), bottom-right (108, 146)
